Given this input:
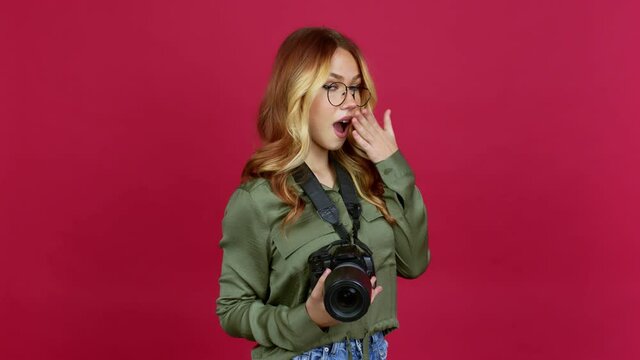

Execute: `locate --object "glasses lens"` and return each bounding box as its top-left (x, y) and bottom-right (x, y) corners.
top-left (327, 83), bottom-right (371, 107)
top-left (356, 88), bottom-right (371, 107)
top-left (327, 83), bottom-right (346, 106)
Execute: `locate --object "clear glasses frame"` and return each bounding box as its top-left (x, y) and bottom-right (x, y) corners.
top-left (322, 82), bottom-right (371, 107)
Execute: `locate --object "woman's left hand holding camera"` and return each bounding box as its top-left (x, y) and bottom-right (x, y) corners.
top-left (351, 108), bottom-right (398, 164)
top-left (306, 269), bottom-right (384, 328)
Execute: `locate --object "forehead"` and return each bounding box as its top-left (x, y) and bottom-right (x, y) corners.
top-left (327, 48), bottom-right (360, 80)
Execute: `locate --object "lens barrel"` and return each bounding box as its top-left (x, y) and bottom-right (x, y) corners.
top-left (324, 263), bottom-right (372, 322)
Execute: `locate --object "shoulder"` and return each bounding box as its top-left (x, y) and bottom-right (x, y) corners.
top-left (224, 177), bottom-right (291, 225)
top-left (237, 177), bottom-right (269, 193)
top-left (235, 177), bottom-right (284, 205)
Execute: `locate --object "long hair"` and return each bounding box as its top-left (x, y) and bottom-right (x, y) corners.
top-left (242, 27), bottom-right (396, 226)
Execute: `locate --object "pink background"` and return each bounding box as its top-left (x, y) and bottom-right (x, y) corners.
top-left (2, 0), bottom-right (639, 359)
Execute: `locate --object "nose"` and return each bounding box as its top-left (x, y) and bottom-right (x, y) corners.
top-left (340, 91), bottom-right (358, 110)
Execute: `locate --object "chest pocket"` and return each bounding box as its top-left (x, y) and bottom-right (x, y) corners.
top-left (358, 201), bottom-right (395, 257)
top-left (361, 201), bottom-right (385, 222)
top-left (273, 211), bottom-right (338, 260)
top-left (273, 196), bottom-right (400, 261)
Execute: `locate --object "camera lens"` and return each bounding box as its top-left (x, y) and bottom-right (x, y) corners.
top-left (336, 287), bottom-right (360, 310)
top-left (324, 264), bottom-right (371, 322)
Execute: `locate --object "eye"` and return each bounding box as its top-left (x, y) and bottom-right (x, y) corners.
top-left (323, 84), bottom-right (340, 91)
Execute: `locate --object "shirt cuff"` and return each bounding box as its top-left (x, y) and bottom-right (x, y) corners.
top-left (288, 303), bottom-right (328, 351)
top-left (374, 150), bottom-right (416, 192)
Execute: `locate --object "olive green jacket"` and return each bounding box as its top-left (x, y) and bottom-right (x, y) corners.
top-left (216, 150), bottom-right (430, 360)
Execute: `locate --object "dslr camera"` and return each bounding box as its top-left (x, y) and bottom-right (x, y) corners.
top-left (308, 242), bottom-right (375, 322)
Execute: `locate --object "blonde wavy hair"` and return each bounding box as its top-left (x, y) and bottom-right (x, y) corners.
top-left (242, 27), bottom-right (396, 226)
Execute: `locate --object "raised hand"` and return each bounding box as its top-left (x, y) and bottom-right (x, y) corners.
top-left (351, 108), bottom-right (398, 163)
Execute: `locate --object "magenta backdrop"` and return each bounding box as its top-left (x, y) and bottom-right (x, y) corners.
top-left (1, 0), bottom-right (639, 359)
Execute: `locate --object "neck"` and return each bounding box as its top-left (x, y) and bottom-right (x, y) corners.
top-left (305, 142), bottom-right (330, 173)
top-left (305, 142), bottom-right (334, 187)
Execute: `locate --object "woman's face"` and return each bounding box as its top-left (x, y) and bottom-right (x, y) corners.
top-left (308, 47), bottom-right (362, 154)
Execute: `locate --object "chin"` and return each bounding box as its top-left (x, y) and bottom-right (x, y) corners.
top-left (314, 135), bottom-right (347, 152)
top-left (327, 140), bottom-right (347, 151)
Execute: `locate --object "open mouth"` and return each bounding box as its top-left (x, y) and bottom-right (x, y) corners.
top-left (333, 117), bottom-right (352, 138)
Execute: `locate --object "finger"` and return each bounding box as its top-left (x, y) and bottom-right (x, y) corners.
top-left (355, 109), bottom-right (376, 134)
top-left (362, 108), bottom-right (382, 130)
top-left (359, 109), bottom-right (387, 147)
top-left (383, 109), bottom-right (395, 137)
top-left (352, 129), bottom-right (372, 151)
top-left (369, 276), bottom-right (379, 303)
top-left (311, 269), bottom-right (331, 298)
top-left (370, 286), bottom-right (384, 304)
top-left (352, 116), bottom-right (374, 142)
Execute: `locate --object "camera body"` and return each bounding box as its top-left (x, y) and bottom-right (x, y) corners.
top-left (308, 242), bottom-right (376, 322)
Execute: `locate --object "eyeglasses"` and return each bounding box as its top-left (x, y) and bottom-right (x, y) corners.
top-left (322, 82), bottom-right (371, 107)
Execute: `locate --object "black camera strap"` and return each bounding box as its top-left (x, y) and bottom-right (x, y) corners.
top-left (292, 158), bottom-right (372, 254)
top-left (333, 159), bottom-right (361, 235)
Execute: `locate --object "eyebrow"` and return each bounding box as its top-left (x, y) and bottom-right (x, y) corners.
top-left (328, 73), bottom-right (362, 81)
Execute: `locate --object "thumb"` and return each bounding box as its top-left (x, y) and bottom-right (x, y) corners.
top-left (311, 269), bottom-right (331, 298)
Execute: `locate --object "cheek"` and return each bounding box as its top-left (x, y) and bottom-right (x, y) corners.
top-left (309, 96), bottom-right (329, 132)
top-left (308, 115), bottom-right (323, 142)
top-left (309, 94), bottom-right (333, 121)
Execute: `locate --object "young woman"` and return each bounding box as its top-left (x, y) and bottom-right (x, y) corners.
top-left (216, 27), bottom-right (430, 360)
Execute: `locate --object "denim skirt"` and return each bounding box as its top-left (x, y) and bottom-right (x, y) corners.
top-left (291, 331), bottom-right (387, 360)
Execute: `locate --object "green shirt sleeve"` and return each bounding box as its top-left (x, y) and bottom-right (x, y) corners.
top-left (216, 188), bottom-right (326, 352)
top-left (375, 150), bottom-right (431, 278)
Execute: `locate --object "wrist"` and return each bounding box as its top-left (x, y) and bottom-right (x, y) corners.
top-left (373, 148), bottom-right (399, 164)
top-left (305, 298), bottom-right (337, 328)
